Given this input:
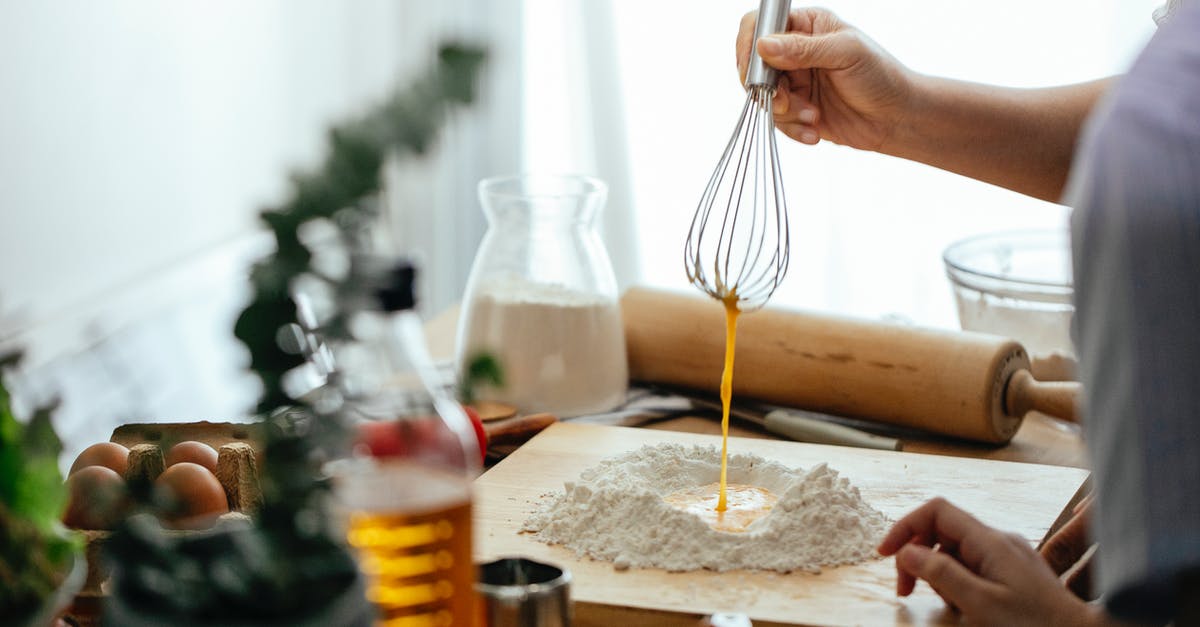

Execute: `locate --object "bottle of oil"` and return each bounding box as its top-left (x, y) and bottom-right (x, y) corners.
top-left (335, 261), bottom-right (482, 627)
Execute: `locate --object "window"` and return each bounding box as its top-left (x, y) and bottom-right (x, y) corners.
top-left (522, 0), bottom-right (1158, 327)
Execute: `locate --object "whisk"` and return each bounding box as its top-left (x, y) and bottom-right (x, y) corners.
top-left (685, 0), bottom-right (793, 312)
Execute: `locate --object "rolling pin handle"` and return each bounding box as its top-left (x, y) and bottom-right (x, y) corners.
top-left (1004, 369), bottom-right (1081, 423)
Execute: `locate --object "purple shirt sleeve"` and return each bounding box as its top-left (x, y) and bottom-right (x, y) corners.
top-left (1065, 4), bottom-right (1200, 622)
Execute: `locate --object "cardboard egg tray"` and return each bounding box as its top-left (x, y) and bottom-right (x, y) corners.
top-left (69, 421), bottom-right (265, 626)
top-left (109, 420), bottom-right (265, 513)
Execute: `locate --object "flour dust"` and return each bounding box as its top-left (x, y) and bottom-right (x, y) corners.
top-left (522, 443), bottom-right (890, 573)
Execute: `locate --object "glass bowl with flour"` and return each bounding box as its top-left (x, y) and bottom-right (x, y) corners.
top-left (943, 229), bottom-right (1076, 380)
top-left (456, 175), bottom-right (627, 417)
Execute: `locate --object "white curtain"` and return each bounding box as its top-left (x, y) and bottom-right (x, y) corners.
top-left (525, 0), bottom-right (1160, 327)
top-left (519, 0), bottom-right (642, 288)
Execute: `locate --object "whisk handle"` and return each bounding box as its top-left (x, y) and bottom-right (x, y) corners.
top-left (746, 0), bottom-right (792, 88)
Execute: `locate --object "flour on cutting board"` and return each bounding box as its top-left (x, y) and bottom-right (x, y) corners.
top-left (521, 443), bottom-right (889, 573)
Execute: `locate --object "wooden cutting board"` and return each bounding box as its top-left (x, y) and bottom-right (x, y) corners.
top-left (474, 422), bottom-right (1090, 627)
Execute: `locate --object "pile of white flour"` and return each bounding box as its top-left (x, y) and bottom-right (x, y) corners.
top-left (521, 444), bottom-right (889, 573)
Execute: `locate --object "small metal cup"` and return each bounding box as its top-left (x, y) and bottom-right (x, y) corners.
top-left (476, 557), bottom-right (572, 627)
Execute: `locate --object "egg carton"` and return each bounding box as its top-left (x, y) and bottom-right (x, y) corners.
top-left (68, 421), bottom-right (265, 626)
top-left (110, 420), bottom-right (265, 513)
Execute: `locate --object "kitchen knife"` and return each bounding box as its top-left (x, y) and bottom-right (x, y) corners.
top-left (572, 395), bottom-right (901, 451)
top-left (685, 396), bottom-right (903, 451)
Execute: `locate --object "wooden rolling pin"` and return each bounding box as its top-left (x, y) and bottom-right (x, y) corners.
top-left (621, 287), bottom-right (1079, 444)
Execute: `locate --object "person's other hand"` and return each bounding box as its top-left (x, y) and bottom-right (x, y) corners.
top-left (1040, 494), bottom-right (1096, 599)
top-left (736, 8), bottom-right (912, 151)
top-left (878, 497), bottom-right (1100, 627)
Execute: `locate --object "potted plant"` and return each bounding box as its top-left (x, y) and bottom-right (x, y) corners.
top-left (0, 348), bottom-right (86, 627)
top-left (98, 43), bottom-right (486, 625)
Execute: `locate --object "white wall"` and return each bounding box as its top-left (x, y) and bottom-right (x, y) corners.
top-left (0, 0), bottom-right (520, 466)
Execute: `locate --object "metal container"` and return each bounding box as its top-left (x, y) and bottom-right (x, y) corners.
top-left (476, 557), bottom-right (571, 627)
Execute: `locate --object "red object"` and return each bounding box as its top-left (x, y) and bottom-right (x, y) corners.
top-left (463, 404), bottom-right (488, 464)
top-left (355, 420), bottom-right (409, 458)
top-left (354, 406), bottom-right (487, 465)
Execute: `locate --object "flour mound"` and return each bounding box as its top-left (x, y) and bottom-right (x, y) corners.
top-left (521, 443), bottom-right (889, 573)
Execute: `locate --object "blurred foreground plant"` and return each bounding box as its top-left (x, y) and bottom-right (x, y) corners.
top-left (0, 349), bottom-right (80, 619)
top-left (104, 43), bottom-right (486, 622)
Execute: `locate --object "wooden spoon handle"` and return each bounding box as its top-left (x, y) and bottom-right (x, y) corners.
top-left (484, 413), bottom-right (558, 447)
top-left (1005, 369), bottom-right (1081, 423)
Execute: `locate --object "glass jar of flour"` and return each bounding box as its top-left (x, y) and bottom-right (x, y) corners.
top-left (456, 174), bottom-right (628, 417)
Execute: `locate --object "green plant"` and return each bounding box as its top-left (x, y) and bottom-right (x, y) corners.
top-left (104, 43), bottom-right (486, 621)
top-left (0, 349), bottom-right (79, 618)
top-left (459, 352), bottom-right (505, 405)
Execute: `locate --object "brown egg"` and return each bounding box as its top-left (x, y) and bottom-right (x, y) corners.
top-left (155, 462), bottom-right (229, 529)
top-left (62, 465), bottom-right (129, 529)
top-left (68, 441), bottom-right (130, 477)
top-left (164, 440), bottom-right (219, 473)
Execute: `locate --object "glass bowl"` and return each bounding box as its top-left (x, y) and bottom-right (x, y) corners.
top-left (943, 230), bottom-right (1075, 379)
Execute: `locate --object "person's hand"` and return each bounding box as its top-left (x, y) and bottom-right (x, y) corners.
top-left (1039, 494), bottom-right (1096, 600)
top-left (735, 8), bottom-right (913, 151)
top-left (878, 497), bottom-right (1102, 627)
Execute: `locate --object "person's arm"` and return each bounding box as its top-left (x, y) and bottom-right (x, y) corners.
top-left (885, 76), bottom-right (1110, 202)
top-left (737, 8), bottom-right (1111, 202)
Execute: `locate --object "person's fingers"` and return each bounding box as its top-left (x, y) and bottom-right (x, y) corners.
top-left (896, 553), bottom-right (917, 597)
top-left (1039, 504), bottom-right (1093, 575)
top-left (781, 67), bottom-right (814, 104)
top-left (777, 122), bottom-right (820, 145)
top-left (787, 7), bottom-right (846, 35)
top-left (785, 8), bottom-right (815, 34)
top-left (809, 7), bottom-right (849, 36)
top-left (886, 529), bottom-right (938, 597)
top-left (773, 75), bottom-right (791, 115)
top-left (897, 544), bottom-right (1002, 610)
top-left (757, 31), bottom-right (863, 72)
top-left (878, 498), bottom-right (983, 556)
top-left (1063, 546), bottom-right (1095, 600)
top-left (736, 11), bottom-right (758, 84)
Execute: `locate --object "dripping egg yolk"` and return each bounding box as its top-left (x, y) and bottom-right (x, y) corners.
top-left (663, 483), bottom-right (777, 533)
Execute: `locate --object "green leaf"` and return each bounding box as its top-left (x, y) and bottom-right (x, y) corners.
top-left (0, 358), bottom-right (27, 509)
top-left (14, 407), bottom-right (67, 529)
top-left (23, 403), bottom-right (62, 458)
top-left (459, 352), bottom-right (504, 404)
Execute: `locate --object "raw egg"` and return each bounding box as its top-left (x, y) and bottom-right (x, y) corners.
top-left (68, 441), bottom-right (130, 477)
top-left (663, 483), bottom-right (778, 533)
top-left (155, 462), bottom-right (229, 529)
top-left (62, 465), bottom-right (129, 529)
top-left (164, 440), bottom-right (219, 473)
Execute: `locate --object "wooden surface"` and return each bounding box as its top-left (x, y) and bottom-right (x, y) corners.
top-left (474, 422), bottom-right (1091, 626)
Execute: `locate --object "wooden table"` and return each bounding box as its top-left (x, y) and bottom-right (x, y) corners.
top-left (427, 304), bottom-right (1091, 625)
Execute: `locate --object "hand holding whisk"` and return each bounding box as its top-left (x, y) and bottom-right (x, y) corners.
top-left (685, 0), bottom-right (794, 312)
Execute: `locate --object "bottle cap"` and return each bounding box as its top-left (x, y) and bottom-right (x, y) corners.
top-left (375, 260), bottom-right (417, 312)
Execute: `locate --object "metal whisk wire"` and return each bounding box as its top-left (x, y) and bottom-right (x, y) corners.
top-left (684, 0), bottom-right (792, 312)
top-left (685, 87), bottom-right (789, 312)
